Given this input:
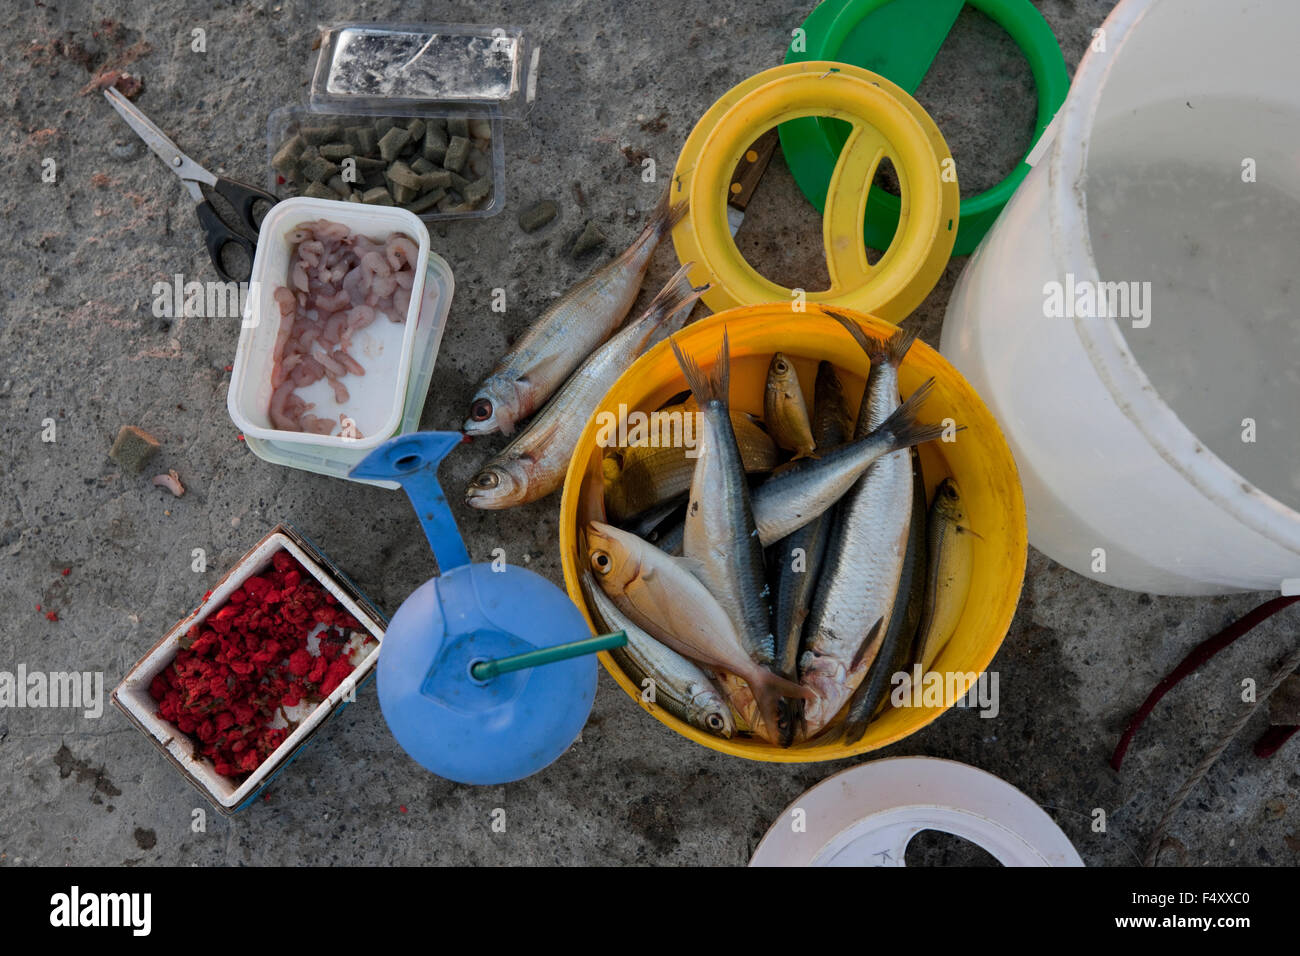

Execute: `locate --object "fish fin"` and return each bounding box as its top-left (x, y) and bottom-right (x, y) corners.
top-left (670, 327), bottom-right (731, 410)
top-left (849, 618), bottom-right (885, 671)
top-left (645, 261), bottom-right (696, 316)
top-left (748, 670), bottom-right (814, 746)
top-left (824, 309), bottom-right (891, 364)
top-left (519, 418), bottom-right (563, 460)
top-left (885, 324), bottom-right (920, 367)
top-left (515, 350), bottom-right (568, 398)
top-left (955, 523), bottom-right (985, 542)
top-left (825, 309), bottom-right (920, 368)
top-left (876, 378), bottom-right (948, 451)
top-left (841, 713), bottom-right (871, 745)
top-left (641, 262), bottom-right (709, 340)
top-left (635, 185), bottom-right (690, 252)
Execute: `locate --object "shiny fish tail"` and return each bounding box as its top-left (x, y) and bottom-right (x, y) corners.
top-left (751, 668), bottom-right (815, 747)
top-left (877, 378), bottom-right (947, 451)
top-left (643, 261), bottom-right (708, 332)
top-left (670, 327), bottom-right (730, 410)
top-left (632, 185), bottom-right (689, 257)
top-left (826, 309), bottom-right (918, 368)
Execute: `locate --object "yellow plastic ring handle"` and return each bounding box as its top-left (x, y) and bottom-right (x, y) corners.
top-left (671, 62), bottom-right (959, 322)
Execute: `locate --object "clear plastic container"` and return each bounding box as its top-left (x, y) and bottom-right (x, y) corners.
top-left (266, 105), bottom-right (504, 222)
top-left (309, 23), bottom-right (538, 119)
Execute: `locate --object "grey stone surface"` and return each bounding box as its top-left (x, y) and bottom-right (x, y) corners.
top-left (2, 1), bottom-right (1297, 867)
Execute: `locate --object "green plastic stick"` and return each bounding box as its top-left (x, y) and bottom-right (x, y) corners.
top-left (470, 631), bottom-right (627, 681)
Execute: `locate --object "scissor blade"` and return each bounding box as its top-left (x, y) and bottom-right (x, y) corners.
top-left (102, 88), bottom-right (214, 195)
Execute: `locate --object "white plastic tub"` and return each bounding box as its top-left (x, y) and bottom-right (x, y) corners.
top-left (941, 0), bottom-right (1300, 595)
top-left (228, 197), bottom-right (431, 451)
top-left (242, 252), bottom-right (454, 488)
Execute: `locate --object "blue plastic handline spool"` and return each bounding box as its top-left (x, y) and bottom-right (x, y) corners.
top-left (350, 431), bottom-right (623, 785)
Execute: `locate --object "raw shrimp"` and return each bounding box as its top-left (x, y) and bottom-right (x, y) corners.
top-left (267, 221), bottom-right (418, 436)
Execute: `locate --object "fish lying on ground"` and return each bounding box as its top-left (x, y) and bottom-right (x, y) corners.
top-left (915, 477), bottom-right (975, 671)
top-left (581, 569), bottom-right (734, 738)
top-left (842, 447), bottom-right (928, 743)
top-left (604, 407), bottom-right (776, 524)
top-left (466, 264), bottom-right (706, 509)
top-left (799, 318), bottom-right (918, 739)
top-left (586, 520), bottom-right (811, 741)
top-left (672, 331), bottom-right (775, 671)
top-left (769, 361), bottom-right (849, 745)
top-left (464, 187), bottom-right (687, 436)
top-left (764, 352), bottom-right (816, 459)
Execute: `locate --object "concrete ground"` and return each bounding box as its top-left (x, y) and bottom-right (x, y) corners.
top-left (3, 0), bottom-right (1297, 867)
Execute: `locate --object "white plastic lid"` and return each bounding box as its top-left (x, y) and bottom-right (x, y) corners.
top-left (749, 757), bottom-right (1084, 867)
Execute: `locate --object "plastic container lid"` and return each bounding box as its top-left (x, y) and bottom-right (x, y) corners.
top-left (781, 0), bottom-right (1069, 256)
top-left (749, 757), bottom-right (1084, 866)
top-left (310, 22), bottom-right (539, 120)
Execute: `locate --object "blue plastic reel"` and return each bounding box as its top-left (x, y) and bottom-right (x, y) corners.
top-left (350, 432), bottom-right (596, 786)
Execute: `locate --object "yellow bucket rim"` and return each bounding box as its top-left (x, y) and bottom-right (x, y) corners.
top-left (559, 304), bottom-right (1027, 762)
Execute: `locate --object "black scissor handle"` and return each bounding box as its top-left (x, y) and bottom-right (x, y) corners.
top-left (195, 200), bottom-right (257, 283)
top-left (210, 176), bottom-right (278, 237)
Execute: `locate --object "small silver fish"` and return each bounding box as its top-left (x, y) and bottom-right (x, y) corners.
top-left (466, 264), bottom-right (706, 508)
top-left (764, 352), bottom-right (816, 459)
top-left (769, 361), bottom-right (849, 746)
top-left (586, 520), bottom-right (810, 740)
top-left (672, 330), bottom-right (775, 670)
top-left (464, 188), bottom-right (687, 436)
top-left (752, 381), bottom-right (941, 545)
top-left (582, 570), bottom-right (734, 738)
top-left (915, 477), bottom-right (975, 671)
top-left (651, 386), bottom-right (940, 557)
top-left (842, 447), bottom-right (928, 744)
top-left (799, 316), bottom-right (919, 739)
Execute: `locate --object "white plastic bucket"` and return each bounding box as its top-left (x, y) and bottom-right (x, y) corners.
top-left (941, 0), bottom-right (1300, 595)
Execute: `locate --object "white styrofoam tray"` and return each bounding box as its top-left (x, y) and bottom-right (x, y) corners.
top-left (113, 530), bottom-right (385, 811)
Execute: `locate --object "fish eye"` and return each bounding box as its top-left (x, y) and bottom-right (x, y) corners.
top-left (473, 470), bottom-right (500, 489)
top-left (590, 549), bottom-right (613, 575)
top-left (943, 483), bottom-right (958, 499)
top-left (707, 714), bottom-right (725, 730)
top-left (469, 398), bottom-right (493, 421)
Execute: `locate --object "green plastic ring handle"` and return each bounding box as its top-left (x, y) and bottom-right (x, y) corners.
top-left (782, 0), bottom-right (1070, 255)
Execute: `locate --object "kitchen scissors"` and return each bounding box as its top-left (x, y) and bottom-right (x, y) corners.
top-left (104, 88), bottom-right (278, 282)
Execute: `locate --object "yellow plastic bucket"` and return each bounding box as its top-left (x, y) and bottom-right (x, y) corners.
top-left (558, 305), bottom-right (1027, 762)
